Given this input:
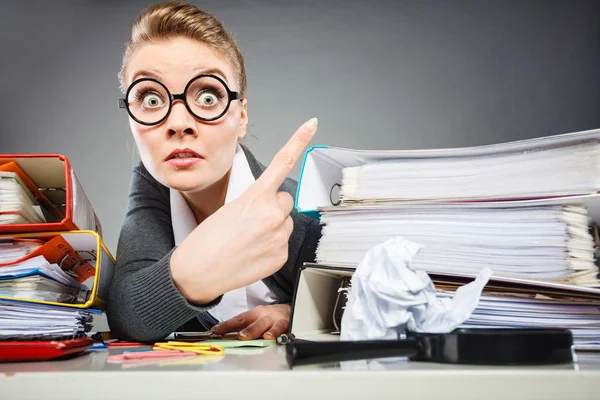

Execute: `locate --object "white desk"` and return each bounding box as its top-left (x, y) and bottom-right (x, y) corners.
top-left (1, 345), bottom-right (599, 400)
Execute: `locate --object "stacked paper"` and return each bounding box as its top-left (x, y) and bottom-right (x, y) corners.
top-left (0, 255), bottom-right (90, 303)
top-left (0, 172), bottom-right (46, 224)
top-left (317, 205), bottom-right (599, 286)
top-left (0, 300), bottom-right (97, 340)
top-left (436, 291), bottom-right (600, 348)
top-left (341, 139), bottom-right (600, 203)
top-left (0, 239), bottom-right (41, 262)
top-left (0, 155), bottom-right (112, 346)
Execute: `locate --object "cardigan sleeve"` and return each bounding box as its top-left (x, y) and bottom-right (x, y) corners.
top-left (106, 163), bottom-right (221, 342)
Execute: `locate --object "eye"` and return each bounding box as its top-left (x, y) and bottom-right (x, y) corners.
top-left (197, 91), bottom-right (219, 107)
top-left (142, 92), bottom-right (165, 108)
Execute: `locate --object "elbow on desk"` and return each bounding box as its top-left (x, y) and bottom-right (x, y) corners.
top-left (105, 287), bottom-right (172, 343)
top-left (105, 306), bottom-right (170, 343)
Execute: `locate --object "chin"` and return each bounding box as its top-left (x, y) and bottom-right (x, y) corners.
top-left (167, 175), bottom-right (213, 193)
top-left (155, 168), bottom-right (212, 193)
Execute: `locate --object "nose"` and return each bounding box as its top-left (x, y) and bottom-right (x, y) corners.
top-left (165, 100), bottom-right (198, 137)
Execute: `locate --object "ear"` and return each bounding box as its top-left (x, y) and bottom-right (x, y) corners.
top-left (237, 98), bottom-right (248, 141)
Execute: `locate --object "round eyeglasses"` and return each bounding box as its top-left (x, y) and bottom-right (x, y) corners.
top-left (118, 74), bottom-right (242, 126)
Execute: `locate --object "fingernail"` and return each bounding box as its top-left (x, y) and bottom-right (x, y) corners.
top-left (239, 330), bottom-right (247, 338)
top-left (265, 332), bottom-right (273, 339)
top-left (306, 117), bottom-right (318, 131)
top-left (211, 324), bottom-right (221, 331)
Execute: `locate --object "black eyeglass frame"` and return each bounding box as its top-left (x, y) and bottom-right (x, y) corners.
top-left (118, 73), bottom-right (242, 126)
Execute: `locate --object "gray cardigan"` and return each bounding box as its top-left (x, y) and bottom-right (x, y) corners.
top-left (106, 146), bottom-right (322, 342)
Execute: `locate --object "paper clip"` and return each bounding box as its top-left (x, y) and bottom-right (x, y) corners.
top-left (153, 341), bottom-right (225, 356)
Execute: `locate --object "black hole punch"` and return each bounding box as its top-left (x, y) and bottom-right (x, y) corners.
top-left (286, 328), bottom-right (575, 367)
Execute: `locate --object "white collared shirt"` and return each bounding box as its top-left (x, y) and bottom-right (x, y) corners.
top-left (170, 145), bottom-right (278, 322)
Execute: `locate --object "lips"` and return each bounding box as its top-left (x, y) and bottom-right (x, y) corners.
top-left (165, 148), bottom-right (203, 161)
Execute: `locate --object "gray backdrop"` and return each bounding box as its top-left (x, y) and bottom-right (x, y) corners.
top-left (1, 0), bottom-right (599, 254)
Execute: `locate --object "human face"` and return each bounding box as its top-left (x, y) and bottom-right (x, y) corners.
top-left (124, 37), bottom-right (248, 193)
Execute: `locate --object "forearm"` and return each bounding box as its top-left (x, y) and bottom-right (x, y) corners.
top-left (169, 240), bottom-right (223, 305)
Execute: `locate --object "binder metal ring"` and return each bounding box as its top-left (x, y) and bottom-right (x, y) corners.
top-left (330, 183), bottom-right (342, 206)
top-left (59, 254), bottom-right (83, 278)
top-left (76, 250), bottom-right (97, 261)
top-left (37, 187), bottom-right (66, 192)
top-left (332, 277), bottom-right (351, 334)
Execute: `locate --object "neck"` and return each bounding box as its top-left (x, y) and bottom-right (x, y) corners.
top-left (182, 169), bottom-right (231, 224)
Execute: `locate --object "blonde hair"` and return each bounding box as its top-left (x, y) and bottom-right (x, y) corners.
top-left (119, 1), bottom-right (246, 96)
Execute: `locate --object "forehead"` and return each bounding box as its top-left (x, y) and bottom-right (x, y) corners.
top-left (126, 37), bottom-right (237, 91)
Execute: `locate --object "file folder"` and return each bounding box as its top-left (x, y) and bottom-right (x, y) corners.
top-left (295, 128), bottom-right (600, 219)
top-left (0, 234), bottom-right (96, 282)
top-left (289, 263), bottom-right (600, 343)
top-left (0, 336), bottom-right (94, 362)
top-left (0, 154), bottom-right (102, 234)
top-left (289, 264), bottom-right (354, 341)
top-left (0, 230), bottom-right (115, 310)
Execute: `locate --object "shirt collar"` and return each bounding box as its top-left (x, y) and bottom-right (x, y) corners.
top-left (170, 145), bottom-right (255, 245)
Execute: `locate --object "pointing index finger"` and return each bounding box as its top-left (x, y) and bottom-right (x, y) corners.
top-left (256, 118), bottom-right (318, 192)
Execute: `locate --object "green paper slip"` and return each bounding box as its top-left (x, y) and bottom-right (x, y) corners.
top-left (202, 339), bottom-right (276, 348)
top-left (223, 347), bottom-right (272, 356)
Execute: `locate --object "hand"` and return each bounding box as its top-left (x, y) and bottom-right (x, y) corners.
top-left (211, 304), bottom-right (291, 340)
top-left (170, 118), bottom-right (318, 304)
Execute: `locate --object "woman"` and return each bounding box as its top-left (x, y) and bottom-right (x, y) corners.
top-left (107, 1), bottom-right (321, 342)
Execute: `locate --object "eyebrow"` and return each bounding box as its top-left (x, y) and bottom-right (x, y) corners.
top-left (192, 67), bottom-right (229, 83)
top-left (130, 70), bottom-right (164, 83)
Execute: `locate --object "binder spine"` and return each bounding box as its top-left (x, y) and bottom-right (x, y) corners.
top-left (70, 171), bottom-right (100, 234)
